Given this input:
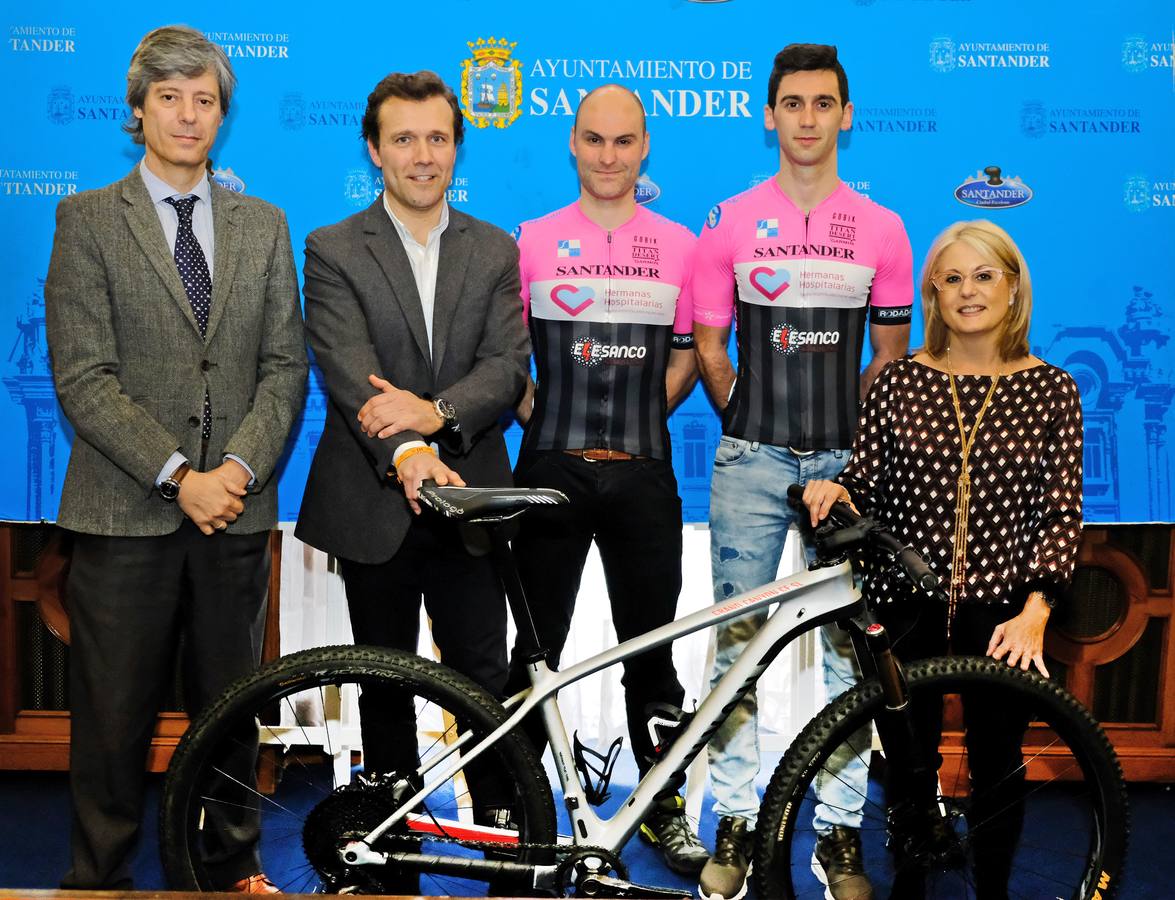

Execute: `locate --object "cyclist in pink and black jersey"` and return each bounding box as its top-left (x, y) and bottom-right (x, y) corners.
top-left (694, 44), bottom-right (913, 900)
top-left (504, 84), bottom-right (709, 877)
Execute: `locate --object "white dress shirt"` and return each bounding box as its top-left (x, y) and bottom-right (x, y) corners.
top-left (382, 194), bottom-right (451, 468)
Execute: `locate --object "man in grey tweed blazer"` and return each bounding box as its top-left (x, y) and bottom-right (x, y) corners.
top-left (44, 26), bottom-right (306, 892)
top-left (296, 71), bottom-right (528, 819)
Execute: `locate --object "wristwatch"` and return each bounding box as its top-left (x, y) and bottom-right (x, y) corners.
top-left (159, 462), bottom-right (191, 502)
top-left (433, 397), bottom-right (460, 433)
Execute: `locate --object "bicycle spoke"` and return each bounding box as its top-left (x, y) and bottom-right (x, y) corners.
top-left (753, 657), bottom-right (1128, 900)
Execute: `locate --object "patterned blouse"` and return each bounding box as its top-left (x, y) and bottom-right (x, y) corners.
top-left (838, 356), bottom-right (1084, 607)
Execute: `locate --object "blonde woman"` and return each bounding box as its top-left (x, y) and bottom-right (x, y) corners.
top-left (804, 219), bottom-right (1083, 898)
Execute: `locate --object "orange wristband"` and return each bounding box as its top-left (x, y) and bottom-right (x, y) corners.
top-left (393, 445), bottom-right (437, 482)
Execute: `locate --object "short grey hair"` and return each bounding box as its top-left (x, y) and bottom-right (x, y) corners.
top-left (124, 25), bottom-right (236, 144)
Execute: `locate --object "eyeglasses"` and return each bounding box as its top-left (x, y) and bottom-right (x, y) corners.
top-left (930, 267), bottom-right (1008, 293)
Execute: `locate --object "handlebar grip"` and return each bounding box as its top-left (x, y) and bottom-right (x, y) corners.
top-left (787, 483), bottom-right (861, 527)
top-left (897, 547), bottom-right (941, 593)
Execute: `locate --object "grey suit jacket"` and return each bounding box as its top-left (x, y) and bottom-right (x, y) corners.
top-left (295, 200), bottom-right (530, 563)
top-left (44, 167), bottom-right (308, 536)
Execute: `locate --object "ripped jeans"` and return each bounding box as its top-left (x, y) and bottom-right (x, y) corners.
top-left (705, 438), bottom-right (869, 832)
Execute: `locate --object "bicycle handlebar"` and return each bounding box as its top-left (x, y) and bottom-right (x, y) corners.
top-left (786, 484), bottom-right (942, 596)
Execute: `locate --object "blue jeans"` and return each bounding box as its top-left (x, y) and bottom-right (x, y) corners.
top-left (705, 438), bottom-right (869, 832)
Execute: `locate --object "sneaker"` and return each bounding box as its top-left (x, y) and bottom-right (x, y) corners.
top-left (638, 794), bottom-right (710, 875)
top-left (228, 873), bottom-right (281, 894)
top-left (698, 815), bottom-right (753, 900)
top-left (811, 826), bottom-right (874, 900)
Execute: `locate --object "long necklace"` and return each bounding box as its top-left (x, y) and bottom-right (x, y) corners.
top-left (944, 348), bottom-right (1002, 637)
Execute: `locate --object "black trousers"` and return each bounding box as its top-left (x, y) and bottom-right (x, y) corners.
top-left (62, 522), bottom-right (269, 890)
top-left (878, 599), bottom-right (1031, 899)
top-left (506, 451), bottom-right (686, 776)
top-left (340, 513), bottom-right (509, 810)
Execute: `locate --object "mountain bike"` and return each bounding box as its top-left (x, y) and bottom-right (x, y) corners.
top-left (159, 483), bottom-right (1128, 898)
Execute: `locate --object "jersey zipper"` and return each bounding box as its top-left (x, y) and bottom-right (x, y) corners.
top-left (602, 230), bottom-right (614, 445)
top-left (799, 211), bottom-right (810, 446)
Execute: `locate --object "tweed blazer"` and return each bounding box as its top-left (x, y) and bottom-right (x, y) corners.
top-left (44, 166), bottom-right (308, 536)
top-left (295, 200), bottom-right (530, 563)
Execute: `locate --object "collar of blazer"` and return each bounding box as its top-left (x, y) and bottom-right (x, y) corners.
top-left (361, 198), bottom-right (473, 376)
top-left (120, 165), bottom-right (244, 344)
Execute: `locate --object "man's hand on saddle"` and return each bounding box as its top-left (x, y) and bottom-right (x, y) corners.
top-left (394, 450), bottom-right (466, 515)
top-left (358, 374), bottom-right (444, 439)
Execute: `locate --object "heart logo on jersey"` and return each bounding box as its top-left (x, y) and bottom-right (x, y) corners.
top-left (749, 266), bottom-right (791, 301)
top-left (550, 284), bottom-right (596, 316)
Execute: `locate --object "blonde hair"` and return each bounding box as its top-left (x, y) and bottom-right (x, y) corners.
top-left (920, 219), bottom-right (1032, 361)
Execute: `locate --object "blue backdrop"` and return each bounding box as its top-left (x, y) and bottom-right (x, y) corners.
top-left (2, 1), bottom-right (1172, 524)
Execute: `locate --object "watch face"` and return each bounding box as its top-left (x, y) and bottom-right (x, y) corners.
top-left (159, 479), bottom-right (180, 501)
top-left (436, 399), bottom-right (456, 420)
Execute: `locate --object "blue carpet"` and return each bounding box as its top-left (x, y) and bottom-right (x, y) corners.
top-left (0, 763), bottom-right (1168, 897)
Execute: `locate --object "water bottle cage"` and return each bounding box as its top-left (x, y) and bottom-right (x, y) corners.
top-left (572, 730), bottom-right (624, 806)
top-left (646, 705), bottom-right (694, 757)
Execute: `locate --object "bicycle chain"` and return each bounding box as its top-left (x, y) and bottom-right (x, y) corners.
top-left (379, 829), bottom-right (611, 865)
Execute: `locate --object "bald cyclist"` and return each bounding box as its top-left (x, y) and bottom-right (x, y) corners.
top-left (505, 85), bottom-right (706, 874)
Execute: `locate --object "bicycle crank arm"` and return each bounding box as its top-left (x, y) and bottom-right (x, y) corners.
top-left (577, 873), bottom-right (691, 898)
top-left (339, 840), bottom-right (554, 887)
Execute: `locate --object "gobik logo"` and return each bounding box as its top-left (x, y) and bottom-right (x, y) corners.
top-left (570, 337), bottom-right (648, 367)
top-left (770, 323), bottom-right (841, 355)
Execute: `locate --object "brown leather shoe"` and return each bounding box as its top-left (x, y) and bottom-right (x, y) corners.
top-left (228, 873), bottom-right (281, 893)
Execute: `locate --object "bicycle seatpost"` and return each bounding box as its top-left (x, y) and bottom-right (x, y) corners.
top-left (487, 529), bottom-right (544, 655)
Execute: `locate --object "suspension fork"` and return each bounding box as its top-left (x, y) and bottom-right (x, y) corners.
top-left (855, 620), bottom-right (936, 798)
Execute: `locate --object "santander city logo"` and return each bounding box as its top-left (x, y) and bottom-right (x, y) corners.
top-left (749, 266), bottom-right (791, 300)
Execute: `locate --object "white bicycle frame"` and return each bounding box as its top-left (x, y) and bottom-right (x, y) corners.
top-left (356, 559), bottom-right (862, 871)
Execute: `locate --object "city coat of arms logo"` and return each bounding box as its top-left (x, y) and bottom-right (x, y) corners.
top-left (461, 37), bottom-right (522, 129)
top-left (47, 86), bottom-right (75, 125)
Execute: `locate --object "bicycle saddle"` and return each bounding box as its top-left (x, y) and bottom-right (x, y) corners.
top-left (417, 483), bottom-right (569, 523)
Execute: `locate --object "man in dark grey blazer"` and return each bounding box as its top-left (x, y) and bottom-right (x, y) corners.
top-left (44, 26), bottom-right (306, 892)
top-left (297, 71), bottom-right (528, 814)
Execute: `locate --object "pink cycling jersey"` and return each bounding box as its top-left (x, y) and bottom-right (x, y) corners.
top-left (692, 178), bottom-right (913, 448)
top-left (517, 202), bottom-right (695, 459)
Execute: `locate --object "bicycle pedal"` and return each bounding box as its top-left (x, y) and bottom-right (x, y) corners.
top-left (578, 873), bottom-right (691, 898)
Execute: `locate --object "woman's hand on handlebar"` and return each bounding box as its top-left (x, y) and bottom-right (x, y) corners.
top-left (801, 479), bottom-right (858, 528)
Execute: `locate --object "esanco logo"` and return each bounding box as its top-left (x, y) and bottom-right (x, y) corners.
top-left (1123, 175), bottom-right (1175, 212)
top-left (570, 337), bottom-right (648, 367)
top-left (770, 323), bottom-right (841, 355)
top-left (954, 166), bottom-right (1032, 209)
top-left (929, 37), bottom-right (1050, 72)
top-left (1020, 101), bottom-right (1141, 138)
top-left (461, 37), bottom-right (523, 130)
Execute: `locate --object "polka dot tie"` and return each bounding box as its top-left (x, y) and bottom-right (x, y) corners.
top-left (164, 195), bottom-right (212, 440)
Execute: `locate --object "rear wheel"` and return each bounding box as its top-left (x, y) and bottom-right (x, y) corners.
top-left (755, 655), bottom-right (1129, 899)
top-left (160, 645), bottom-right (556, 895)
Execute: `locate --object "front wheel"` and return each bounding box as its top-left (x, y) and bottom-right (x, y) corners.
top-left (755, 655), bottom-right (1129, 899)
top-left (160, 645), bottom-right (556, 895)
